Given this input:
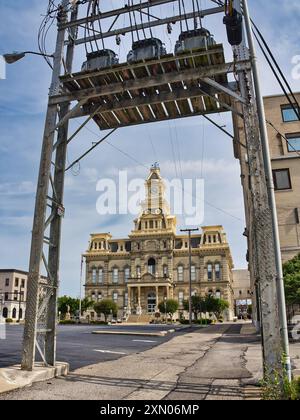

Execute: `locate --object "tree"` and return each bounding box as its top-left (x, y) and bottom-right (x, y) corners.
top-left (80, 297), bottom-right (94, 315)
top-left (94, 299), bottom-right (118, 322)
top-left (204, 296), bottom-right (229, 319)
top-left (283, 254), bottom-right (300, 307)
top-left (183, 296), bottom-right (205, 320)
top-left (158, 299), bottom-right (179, 320)
top-left (58, 296), bottom-right (79, 318)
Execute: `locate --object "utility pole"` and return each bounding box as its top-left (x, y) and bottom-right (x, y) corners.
top-left (180, 228), bottom-right (199, 326)
top-left (242, 0), bottom-right (291, 382)
top-left (79, 255), bottom-right (84, 321)
top-left (232, 0), bottom-right (284, 379)
top-left (21, 0), bottom-right (76, 371)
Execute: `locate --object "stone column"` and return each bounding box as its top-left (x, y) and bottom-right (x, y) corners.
top-left (127, 286), bottom-right (131, 315)
top-left (166, 285), bottom-right (170, 299)
top-left (137, 286), bottom-right (142, 315)
top-left (155, 286), bottom-right (159, 311)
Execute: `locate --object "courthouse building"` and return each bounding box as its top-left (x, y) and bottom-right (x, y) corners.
top-left (84, 165), bottom-right (235, 321)
top-left (0, 269), bottom-right (28, 321)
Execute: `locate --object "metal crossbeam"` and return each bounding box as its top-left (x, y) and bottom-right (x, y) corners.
top-left (73, 7), bottom-right (224, 46)
top-left (61, 1), bottom-right (223, 31)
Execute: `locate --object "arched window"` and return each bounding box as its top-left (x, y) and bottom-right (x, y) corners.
top-left (191, 265), bottom-right (196, 282)
top-left (92, 268), bottom-right (97, 284)
top-left (19, 308), bottom-right (23, 320)
top-left (208, 289), bottom-right (213, 297)
top-left (112, 292), bottom-right (118, 303)
top-left (178, 291), bottom-right (184, 306)
top-left (215, 263), bottom-right (221, 280)
top-left (148, 258), bottom-right (156, 275)
top-left (112, 268), bottom-right (119, 284)
top-left (136, 266), bottom-right (141, 277)
top-left (124, 292), bottom-right (128, 307)
top-left (177, 265), bottom-right (184, 282)
top-left (215, 290), bottom-right (221, 299)
top-left (207, 264), bottom-right (213, 281)
top-left (2, 307), bottom-right (8, 318)
top-left (12, 308), bottom-right (17, 319)
top-left (163, 265), bottom-right (168, 277)
top-left (124, 267), bottom-right (130, 283)
top-left (98, 267), bottom-right (104, 284)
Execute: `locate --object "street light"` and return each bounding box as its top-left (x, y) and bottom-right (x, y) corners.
top-left (3, 51), bottom-right (54, 64)
top-left (164, 296), bottom-right (167, 324)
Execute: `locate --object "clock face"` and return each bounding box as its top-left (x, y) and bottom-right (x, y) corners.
top-left (150, 186), bottom-right (159, 196)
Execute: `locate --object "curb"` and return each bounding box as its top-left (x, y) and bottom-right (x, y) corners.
top-left (92, 330), bottom-right (170, 337)
top-left (0, 362), bottom-right (69, 396)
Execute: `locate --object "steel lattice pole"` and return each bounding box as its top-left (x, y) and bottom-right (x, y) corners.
top-left (21, 0), bottom-right (69, 371)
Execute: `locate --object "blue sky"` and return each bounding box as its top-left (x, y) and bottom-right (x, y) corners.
top-left (0, 0), bottom-right (299, 297)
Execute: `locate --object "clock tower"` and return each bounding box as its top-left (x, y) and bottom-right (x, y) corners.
top-left (132, 164), bottom-right (176, 234)
top-left (143, 163), bottom-right (170, 216)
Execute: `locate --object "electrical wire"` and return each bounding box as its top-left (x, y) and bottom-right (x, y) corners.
top-left (181, 0), bottom-right (189, 31)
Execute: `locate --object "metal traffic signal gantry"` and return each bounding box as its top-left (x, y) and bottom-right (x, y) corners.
top-left (19, 0), bottom-right (290, 382)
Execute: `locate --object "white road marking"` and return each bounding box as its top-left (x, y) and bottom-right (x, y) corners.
top-left (132, 339), bottom-right (157, 343)
top-left (93, 349), bottom-right (127, 355)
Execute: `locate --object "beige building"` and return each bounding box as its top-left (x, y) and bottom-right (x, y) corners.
top-left (0, 269), bottom-right (28, 321)
top-left (234, 92), bottom-right (300, 264)
top-left (264, 93), bottom-right (300, 262)
top-left (232, 269), bottom-right (252, 317)
top-left (233, 92), bottom-right (300, 326)
top-left (84, 165), bottom-right (235, 321)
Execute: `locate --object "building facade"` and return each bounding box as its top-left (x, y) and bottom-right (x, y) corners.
top-left (264, 93), bottom-right (300, 262)
top-left (84, 165), bottom-right (235, 321)
top-left (234, 92), bottom-right (300, 264)
top-left (233, 92), bottom-right (300, 327)
top-left (232, 269), bottom-right (252, 318)
top-left (0, 269), bottom-right (28, 321)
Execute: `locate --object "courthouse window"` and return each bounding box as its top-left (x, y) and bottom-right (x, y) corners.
top-left (177, 266), bottom-right (184, 282)
top-left (215, 263), bottom-right (221, 280)
top-left (273, 169), bottom-right (292, 191)
top-left (98, 268), bottom-right (103, 284)
top-left (124, 267), bottom-right (130, 282)
top-left (207, 264), bottom-right (213, 280)
top-left (286, 134), bottom-right (300, 152)
top-left (92, 269), bottom-right (97, 284)
top-left (178, 292), bottom-right (184, 306)
top-left (191, 265), bottom-right (196, 282)
top-left (112, 268), bottom-right (119, 283)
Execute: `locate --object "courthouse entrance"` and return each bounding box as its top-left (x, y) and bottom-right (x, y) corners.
top-left (147, 293), bottom-right (156, 314)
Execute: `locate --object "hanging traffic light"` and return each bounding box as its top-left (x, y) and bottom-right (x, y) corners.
top-left (223, 2), bottom-right (243, 46)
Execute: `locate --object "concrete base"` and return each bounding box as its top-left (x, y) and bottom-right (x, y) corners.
top-left (0, 362), bottom-right (69, 396)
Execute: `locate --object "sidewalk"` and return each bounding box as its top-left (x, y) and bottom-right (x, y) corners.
top-left (0, 323), bottom-right (264, 400)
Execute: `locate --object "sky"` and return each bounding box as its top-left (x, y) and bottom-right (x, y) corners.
top-left (0, 0), bottom-right (299, 297)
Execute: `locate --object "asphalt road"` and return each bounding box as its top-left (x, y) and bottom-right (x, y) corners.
top-left (0, 324), bottom-right (181, 370)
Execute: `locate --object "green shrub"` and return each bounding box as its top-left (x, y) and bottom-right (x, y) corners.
top-left (261, 372), bottom-right (300, 400)
top-left (59, 320), bottom-right (76, 325)
top-left (195, 319), bottom-right (212, 325)
top-left (5, 318), bottom-right (13, 323)
top-left (90, 321), bottom-right (108, 325)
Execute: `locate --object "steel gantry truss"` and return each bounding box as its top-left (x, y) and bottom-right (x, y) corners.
top-left (21, 0), bottom-right (290, 380)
